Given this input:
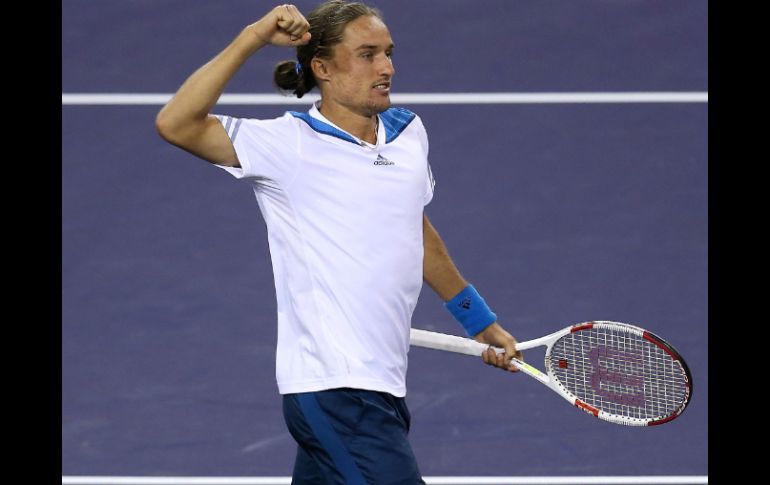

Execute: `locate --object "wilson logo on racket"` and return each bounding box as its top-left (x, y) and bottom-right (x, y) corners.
top-left (588, 346), bottom-right (646, 407)
top-left (410, 320), bottom-right (693, 427)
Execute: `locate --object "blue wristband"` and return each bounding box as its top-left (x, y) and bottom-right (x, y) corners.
top-left (444, 284), bottom-right (497, 337)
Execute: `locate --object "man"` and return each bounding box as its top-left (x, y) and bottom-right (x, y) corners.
top-left (156, 2), bottom-right (523, 483)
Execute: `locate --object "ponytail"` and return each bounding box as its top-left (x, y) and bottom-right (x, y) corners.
top-left (274, 60), bottom-right (315, 98)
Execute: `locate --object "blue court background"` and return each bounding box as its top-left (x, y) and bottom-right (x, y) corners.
top-left (62, 0), bottom-right (708, 478)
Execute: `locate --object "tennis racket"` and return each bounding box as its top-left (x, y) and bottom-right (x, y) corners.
top-left (410, 321), bottom-right (692, 426)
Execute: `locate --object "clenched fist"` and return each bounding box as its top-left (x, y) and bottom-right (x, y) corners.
top-left (250, 4), bottom-right (312, 47)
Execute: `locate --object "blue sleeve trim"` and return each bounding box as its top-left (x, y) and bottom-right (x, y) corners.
top-left (380, 107), bottom-right (416, 144)
top-left (445, 284), bottom-right (497, 337)
top-left (214, 115), bottom-right (243, 143)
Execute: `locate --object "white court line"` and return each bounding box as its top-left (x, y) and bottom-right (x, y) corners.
top-left (61, 476), bottom-right (708, 485)
top-left (61, 92), bottom-right (707, 105)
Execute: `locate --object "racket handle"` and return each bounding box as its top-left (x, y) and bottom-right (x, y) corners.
top-left (410, 328), bottom-right (504, 356)
top-left (410, 328), bottom-right (549, 383)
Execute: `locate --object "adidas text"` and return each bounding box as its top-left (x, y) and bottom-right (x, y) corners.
top-left (374, 154), bottom-right (395, 166)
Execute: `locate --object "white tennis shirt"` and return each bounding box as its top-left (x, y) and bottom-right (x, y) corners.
top-left (215, 102), bottom-right (434, 397)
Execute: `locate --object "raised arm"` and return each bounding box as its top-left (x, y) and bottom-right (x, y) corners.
top-left (422, 213), bottom-right (523, 371)
top-left (155, 4), bottom-right (311, 167)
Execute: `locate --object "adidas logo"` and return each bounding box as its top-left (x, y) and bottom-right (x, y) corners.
top-left (373, 154), bottom-right (395, 166)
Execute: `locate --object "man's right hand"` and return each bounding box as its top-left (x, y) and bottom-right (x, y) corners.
top-left (155, 4), bottom-right (311, 168)
top-left (250, 4), bottom-right (311, 47)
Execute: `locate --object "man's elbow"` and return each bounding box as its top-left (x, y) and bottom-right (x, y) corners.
top-left (155, 108), bottom-right (180, 144)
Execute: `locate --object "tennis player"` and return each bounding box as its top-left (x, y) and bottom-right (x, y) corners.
top-left (156, 1), bottom-right (522, 483)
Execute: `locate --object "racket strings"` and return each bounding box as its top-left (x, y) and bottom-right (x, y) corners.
top-left (548, 326), bottom-right (688, 421)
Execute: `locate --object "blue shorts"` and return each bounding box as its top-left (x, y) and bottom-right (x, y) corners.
top-left (282, 388), bottom-right (425, 484)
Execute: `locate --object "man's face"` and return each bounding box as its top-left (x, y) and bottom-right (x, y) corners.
top-left (320, 15), bottom-right (395, 117)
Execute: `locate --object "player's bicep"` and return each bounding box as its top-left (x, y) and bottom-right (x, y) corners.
top-left (166, 115), bottom-right (241, 168)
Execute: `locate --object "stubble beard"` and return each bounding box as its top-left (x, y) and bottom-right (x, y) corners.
top-left (364, 96), bottom-right (391, 117)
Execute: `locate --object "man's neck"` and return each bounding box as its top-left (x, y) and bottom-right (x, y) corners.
top-left (318, 101), bottom-right (379, 145)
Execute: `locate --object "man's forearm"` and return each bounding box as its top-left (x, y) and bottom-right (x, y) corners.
top-left (422, 214), bottom-right (468, 301)
top-left (156, 27), bottom-right (266, 134)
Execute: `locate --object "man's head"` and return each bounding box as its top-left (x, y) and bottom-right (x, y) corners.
top-left (274, 1), bottom-right (394, 116)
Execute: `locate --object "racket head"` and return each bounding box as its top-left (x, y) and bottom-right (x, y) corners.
top-left (544, 321), bottom-right (693, 426)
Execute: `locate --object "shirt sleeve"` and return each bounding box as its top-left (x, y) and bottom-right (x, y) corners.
top-left (212, 113), bottom-right (300, 185)
top-left (414, 115), bottom-right (435, 206)
top-left (425, 160), bottom-right (435, 206)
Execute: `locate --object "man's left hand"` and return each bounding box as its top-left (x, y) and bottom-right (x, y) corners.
top-left (474, 322), bottom-right (523, 372)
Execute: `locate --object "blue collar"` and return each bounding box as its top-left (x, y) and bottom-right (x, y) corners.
top-left (289, 106), bottom-right (416, 146)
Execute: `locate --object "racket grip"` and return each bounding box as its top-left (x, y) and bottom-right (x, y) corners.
top-left (410, 328), bottom-right (504, 357)
top-left (410, 328), bottom-right (548, 383)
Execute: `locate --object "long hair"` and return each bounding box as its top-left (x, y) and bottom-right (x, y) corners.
top-left (273, 1), bottom-right (383, 98)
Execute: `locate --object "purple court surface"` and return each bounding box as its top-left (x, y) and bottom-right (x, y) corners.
top-left (63, 0), bottom-right (707, 481)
